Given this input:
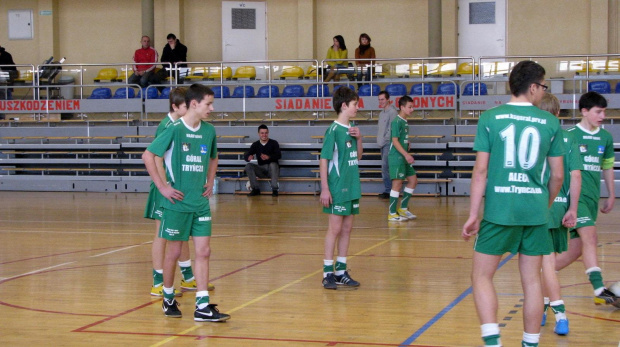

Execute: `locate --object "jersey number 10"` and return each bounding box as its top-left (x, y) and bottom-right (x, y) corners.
top-left (500, 123), bottom-right (540, 170)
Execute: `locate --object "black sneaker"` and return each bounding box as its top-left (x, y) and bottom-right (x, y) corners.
top-left (335, 271), bottom-right (360, 287)
top-left (272, 189), bottom-right (278, 197)
top-left (194, 303), bottom-right (231, 322)
top-left (322, 273), bottom-right (337, 290)
top-left (162, 298), bottom-right (182, 318)
top-left (248, 188), bottom-right (261, 196)
top-left (378, 192), bottom-right (390, 199)
top-left (595, 288), bottom-right (620, 305)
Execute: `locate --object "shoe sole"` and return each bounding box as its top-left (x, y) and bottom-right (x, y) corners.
top-left (336, 283), bottom-right (360, 287)
top-left (151, 291), bottom-right (183, 297)
top-left (194, 316), bottom-right (230, 322)
top-left (323, 285), bottom-right (337, 290)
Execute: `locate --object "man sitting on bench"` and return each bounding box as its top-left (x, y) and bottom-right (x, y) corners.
top-left (244, 124), bottom-right (282, 197)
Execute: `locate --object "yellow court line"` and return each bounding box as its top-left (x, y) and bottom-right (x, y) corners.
top-left (150, 235), bottom-right (399, 347)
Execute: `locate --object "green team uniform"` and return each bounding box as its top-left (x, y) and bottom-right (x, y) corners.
top-left (472, 103), bottom-right (565, 255)
top-left (388, 115), bottom-right (416, 179)
top-left (566, 123), bottom-right (615, 228)
top-left (144, 114), bottom-right (175, 220)
top-left (320, 121), bottom-right (361, 215)
top-left (147, 118), bottom-right (218, 240)
top-left (548, 130), bottom-right (582, 252)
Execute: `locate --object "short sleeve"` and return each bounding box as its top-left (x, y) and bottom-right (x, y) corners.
top-left (147, 125), bottom-right (174, 157)
top-left (472, 115), bottom-right (490, 153)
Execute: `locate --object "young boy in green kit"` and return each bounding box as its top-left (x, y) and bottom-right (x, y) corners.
top-left (142, 84), bottom-right (230, 321)
top-left (319, 87), bottom-right (363, 290)
top-left (387, 95), bottom-right (418, 222)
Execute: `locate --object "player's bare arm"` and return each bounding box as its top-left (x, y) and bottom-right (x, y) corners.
top-left (142, 149), bottom-right (184, 203)
top-left (462, 152), bottom-right (489, 241)
top-left (319, 159), bottom-right (332, 207)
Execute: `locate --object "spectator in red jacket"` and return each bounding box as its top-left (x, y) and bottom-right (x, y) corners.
top-left (129, 36), bottom-right (160, 88)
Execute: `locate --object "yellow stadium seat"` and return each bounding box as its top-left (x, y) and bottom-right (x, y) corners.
top-left (206, 66), bottom-right (232, 80)
top-left (279, 66), bottom-right (304, 79)
top-left (605, 59), bottom-right (620, 74)
top-left (409, 63), bottom-right (427, 77)
top-left (14, 70), bottom-right (34, 84)
top-left (457, 62), bottom-right (479, 77)
top-left (575, 60), bottom-right (605, 75)
top-left (114, 69), bottom-right (132, 82)
top-left (303, 65), bottom-right (318, 79)
top-left (184, 66), bottom-right (209, 81)
top-left (232, 66), bottom-right (256, 80)
top-left (426, 63), bottom-right (456, 77)
top-left (93, 68), bottom-right (118, 83)
top-left (375, 63), bottom-right (394, 78)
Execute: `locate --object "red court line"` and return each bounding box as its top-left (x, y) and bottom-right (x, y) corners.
top-left (566, 310), bottom-right (620, 323)
top-left (0, 243), bottom-right (149, 265)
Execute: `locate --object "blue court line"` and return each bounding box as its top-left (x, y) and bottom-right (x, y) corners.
top-left (399, 253), bottom-right (515, 346)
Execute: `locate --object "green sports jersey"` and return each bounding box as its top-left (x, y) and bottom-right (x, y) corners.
top-left (320, 121), bottom-right (361, 203)
top-left (473, 103), bottom-right (565, 226)
top-left (388, 115), bottom-right (409, 164)
top-left (147, 118), bottom-right (218, 212)
top-left (155, 113), bottom-right (175, 137)
top-left (566, 124), bottom-right (614, 201)
top-left (146, 114), bottom-right (176, 213)
top-left (548, 130), bottom-right (583, 229)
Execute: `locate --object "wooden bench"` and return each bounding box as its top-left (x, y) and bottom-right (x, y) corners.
top-left (219, 176), bottom-right (321, 195)
top-left (452, 134), bottom-right (476, 142)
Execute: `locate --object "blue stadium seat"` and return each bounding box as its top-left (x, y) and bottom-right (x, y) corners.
top-left (410, 83), bottom-right (433, 95)
top-left (588, 81), bottom-right (611, 94)
top-left (212, 86), bottom-right (231, 98)
top-left (88, 87), bottom-right (112, 99)
top-left (112, 87), bottom-right (136, 99)
top-left (462, 82), bottom-right (488, 96)
top-left (231, 85), bottom-right (255, 98)
top-left (281, 85), bottom-right (305, 97)
top-left (357, 84), bottom-right (380, 96)
top-left (159, 87), bottom-right (171, 99)
top-left (616, 82), bottom-right (620, 94)
top-left (306, 84), bottom-right (330, 97)
top-left (385, 83), bottom-right (407, 96)
top-left (140, 87), bottom-right (159, 100)
top-left (256, 85), bottom-right (280, 98)
top-left (332, 84), bottom-right (355, 93)
top-left (436, 83), bottom-right (459, 95)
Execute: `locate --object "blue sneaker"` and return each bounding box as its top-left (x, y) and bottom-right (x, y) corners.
top-left (541, 311), bottom-right (547, 326)
top-left (554, 319), bottom-right (569, 335)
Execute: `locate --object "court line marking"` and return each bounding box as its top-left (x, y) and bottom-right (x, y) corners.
top-left (0, 261), bottom-right (76, 282)
top-left (398, 254), bottom-right (515, 346)
top-left (149, 235), bottom-right (399, 347)
top-left (89, 243), bottom-right (150, 258)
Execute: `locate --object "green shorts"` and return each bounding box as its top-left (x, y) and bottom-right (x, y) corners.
top-left (389, 160), bottom-right (416, 180)
top-left (549, 227), bottom-right (568, 253)
top-left (576, 196), bottom-right (598, 228)
top-left (569, 229), bottom-right (580, 239)
top-left (323, 199), bottom-right (360, 216)
top-left (143, 183), bottom-right (163, 220)
top-left (473, 220), bottom-right (553, 256)
top-left (159, 208), bottom-right (212, 241)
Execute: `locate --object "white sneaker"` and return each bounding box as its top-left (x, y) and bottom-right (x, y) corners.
top-left (397, 208), bottom-right (417, 220)
top-left (388, 213), bottom-right (407, 222)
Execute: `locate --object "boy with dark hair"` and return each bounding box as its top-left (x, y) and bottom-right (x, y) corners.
top-left (142, 84), bottom-right (230, 322)
top-left (387, 95), bottom-right (418, 222)
top-left (319, 87), bottom-right (363, 289)
top-left (244, 124), bottom-right (282, 196)
top-left (556, 91), bottom-right (620, 307)
top-left (462, 60), bottom-right (565, 347)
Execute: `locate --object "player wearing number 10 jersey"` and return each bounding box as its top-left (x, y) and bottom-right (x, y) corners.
top-left (462, 61), bottom-right (565, 347)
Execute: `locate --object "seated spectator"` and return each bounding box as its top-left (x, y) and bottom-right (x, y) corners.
top-left (244, 124), bottom-right (282, 197)
top-left (324, 35), bottom-right (353, 83)
top-left (354, 33), bottom-right (376, 84)
top-left (158, 33), bottom-right (188, 81)
top-left (128, 36), bottom-right (160, 88)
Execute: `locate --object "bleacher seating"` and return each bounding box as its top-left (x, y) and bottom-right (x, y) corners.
top-left (358, 84), bottom-right (380, 96)
top-left (588, 81), bottom-right (611, 94)
top-left (426, 63), bottom-right (456, 77)
top-left (279, 66), bottom-right (304, 79)
top-left (114, 69), bottom-right (131, 83)
top-left (88, 87), bottom-right (112, 99)
top-left (385, 83), bottom-right (407, 96)
top-left (256, 85), bottom-right (280, 98)
top-left (457, 62), bottom-right (479, 77)
top-left (231, 85), bottom-right (255, 98)
top-left (303, 66), bottom-right (318, 79)
top-left (410, 83), bottom-right (433, 95)
top-left (213, 85), bottom-right (231, 98)
top-left (184, 66), bottom-right (209, 82)
top-left (113, 87), bottom-right (136, 99)
top-left (462, 82), bottom-right (488, 96)
top-left (140, 87), bottom-right (159, 99)
top-left (332, 85), bottom-right (355, 93)
top-left (616, 82), bottom-right (620, 94)
top-left (281, 85), bottom-right (305, 97)
top-left (207, 66), bottom-right (233, 80)
top-left (306, 84), bottom-right (330, 97)
top-left (159, 87), bottom-right (171, 99)
top-left (94, 68), bottom-right (118, 83)
top-left (436, 83), bottom-right (458, 95)
top-left (232, 66), bottom-right (256, 80)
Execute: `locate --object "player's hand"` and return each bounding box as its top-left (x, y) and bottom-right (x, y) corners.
top-left (319, 189), bottom-right (332, 208)
top-left (405, 154), bottom-right (414, 164)
top-left (348, 126), bottom-right (361, 139)
top-left (160, 184), bottom-right (183, 203)
top-left (203, 182), bottom-right (213, 198)
top-left (247, 154), bottom-right (254, 161)
top-left (562, 210), bottom-right (577, 228)
top-left (260, 153), bottom-right (270, 160)
top-left (600, 197), bottom-right (615, 214)
top-left (462, 216), bottom-right (480, 241)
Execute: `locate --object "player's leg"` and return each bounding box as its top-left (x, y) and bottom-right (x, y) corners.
top-left (267, 162), bottom-right (280, 195)
top-left (541, 253), bottom-right (568, 334)
top-left (575, 225), bottom-right (618, 303)
top-left (471, 251), bottom-right (502, 347)
top-left (380, 145), bottom-right (391, 196)
top-left (519, 254), bottom-right (545, 345)
top-left (388, 179), bottom-right (405, 221)
top-left (151, 218), bottom-right (167, 295)
top-left (397, 174), bottom-right (418, 220)
top-left (334, 206), bottom-right (360, 287)
top-left (323, 214), bottom-right (344, 289)
top-left (179, 241), bottom-right (196, 290)
top-left (245, 163), bottom-right (262, 195)
top-left (555, 234), bottom-right (582, 271)
top-left (161, 240), bottom-right (183, 317)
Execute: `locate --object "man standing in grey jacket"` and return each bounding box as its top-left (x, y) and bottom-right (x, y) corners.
top-left (376, 91), bottom-right (398, 198)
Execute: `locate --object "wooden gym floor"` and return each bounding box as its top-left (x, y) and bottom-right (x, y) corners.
top-left (0, 191), bottom-right (618, 346)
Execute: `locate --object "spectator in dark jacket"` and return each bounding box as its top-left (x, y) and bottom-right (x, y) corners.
top-left (158, 33), bottom-right (188, 81)
top-left (244, 124), bottom-right (282, 197)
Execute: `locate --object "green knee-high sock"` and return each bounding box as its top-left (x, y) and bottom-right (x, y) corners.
top-left (179, 263), bottom-right (194, 281)
top-left (196, 291), bottom-right (210, 309)
top-left (389, 196), bottom-right (398, 214)
top-left (588, 270), bottom-right (604, 291)
top-left (400, 191), bottom-right (412, 209)
top-left (153, 269), bottom-right (163, 287)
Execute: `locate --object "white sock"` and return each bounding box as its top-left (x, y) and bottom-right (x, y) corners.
top-left (522, 332), bottom-right (539, 344)
top-left (163, 286), bottom-right (174, 295)
top-left (323, 259), bottom-right (334, 278)
top-left (335, 256), bottom-right (347, 276)
top-left (178, 259), bottom-right (191, 267)
top-left (403, 187), bottom-right (414, 194)
top-left (480, 323), bottom-right (499, 337)
top-left (196, 290), bottom-right (209, 309)
top-left (390, 190), bottom-right (400, 198)
top-left (543, 297), bottom-right (549, 305)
